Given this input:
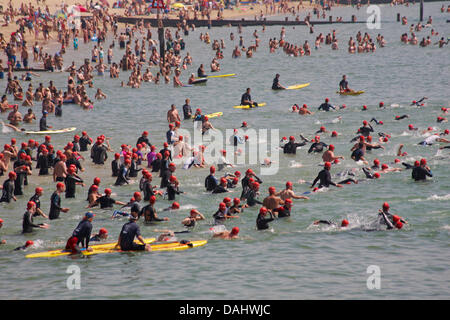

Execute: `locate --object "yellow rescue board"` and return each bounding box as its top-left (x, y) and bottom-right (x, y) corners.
top-left (337, 90), bottom-right (365, 96)
top-left (25, 238), bottom-right (156, 258)
top-left (286, 83), bottom-right (310, 90)
top-left (82, 240), bottom-right (208, 255)
top-left (233, 103), bottom-right (266, 109)
top-left (192, 112), bottom-right (223, 119)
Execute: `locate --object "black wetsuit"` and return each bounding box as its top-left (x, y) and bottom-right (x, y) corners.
top-left (91, 144), bottom-right (108, 165)
top-left (79, 137), bottom-right (92, 152)
top-left (256, 211), bottom-right (275, 230)
top-left (119, 220), bottom-right (145, 251)
top-left (273, 205), bottom-right (291, 218)
top-left (142, 180), bottom-right (155, 201)
top-left (13, 161), bottom-right (27, 196)
top-left (0, 179), bottom-right (15, 203)
top-left (94, 195), bottom-right (116, 209)
top-left (37, 154), bottom-right (50, 175)
top-left (205, 174), bottom-right (218, 191)
top-left (159, 148), bottom-right (172, 162)
top-left (65, 174), bottom-right (83, 198)
top-left (39, 116), bottom-right (49, 131)
top-left (72, 219), bottom-right (93, 248)
top-left (411, 166), bottom-right (432, 181)
top-left (66, 157), bottom-right (83, 172)
top-left (114, 165), bottom-right (130, 186)
top-left (160, 168), bottom-right (172, 188)
top-left (212, 185), bottom-right (227, 194)
top-left (29, 193), bottom-right (41, 216)
top-left (358, 124), bottom-right (374, 137)
top-left (272, 77), bottom-right (282, 90)
top-left (111, 159), bottom-right (121, 176)
top-left (284, 141), bottom-right (306, 154)
top-left (241, 92), bottom-right (257, 107)
top-left (136, 136), bottom-right (151, 147)
top-left (311, 169), bottom-right (336, 188)
top-left (240, 175), bottom-right (263, 198)
top-left (351, 148), bottom-right (365, 161)
top-left (213, 209), bottom-right (227, 224)
top-left (167, 184), bottom-right (181, 201)
top-left (242, 189), bottom-right (262, 207)
top-left (318, 103), bottom-right (335, 111)
top-left (150, 158), bottom-right (162, 173)
top-left (129, 160), bottom-right (140, 178)
top-left (183, 104), bottom-right (192, 120)
top-left (49, 191), bottom-right (63, 220)
top-left (142, 204), bottom-right (164, 223)
top-left (22, 210), bottom-right (43, 233)
top-left (308, 142), bottom-right (328, 153)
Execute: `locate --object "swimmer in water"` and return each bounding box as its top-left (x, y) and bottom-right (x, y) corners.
top-left (256, 207), bottom-right (275, 230)
top-left (318, 98), bottom-right (335, 112)
top-left (276, 181), bottom-right (309, 200)
top-left (311, 162), bottom-right (343, 189)
top-left (322, 144), bottom-right (344, 163)
top-left (212, 226), bottom-right (240, 239)
top-left (181, 209), bottom-right (205, 228)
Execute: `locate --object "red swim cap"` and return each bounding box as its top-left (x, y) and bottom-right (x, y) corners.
top-left (234, 171), bottom-right (241, 177)
top-left (259, 207), bottom-right (268, 214)
top-left (220, 177), bottom-right (227, 185)
top-left (381, 164), bottom-right (388, 170)
top-left (379, 102), bottom-right (384, 107)
top-left (94, 177), bottom-right (101, 185)
top-left (143, 131), bottom-right (148, 136)
top-left (114, 153), bottom-right (120, 159)
top-left (394, 158), bottom-right (400, 163)
top-left (223, 197), bottom-right (231, 203)
top-left (170, 175), bottom-right (178, 183)
top-left (35, 187), bottom-right (43, 194)
top-left (362, 105), bottom-right (367, 110)
top-left (56, 182), bottom-right (65, 189)
top-left (27, 201), bottom-right (36, 210)
top-left (26, 240), bottom-right (34, 247)
top-left (285, 198), bottom-right (293, 205)
top-left (210, 166), bottom-right (216, 173)
top-left (382, 202), bottom-right (389, 210)
top-left (329, 144), bottom-right (335, 151)
top-left (219, 202), bottom-right (226, 209)
top-left (320, 126), bottom-right (325, 131)
top-left (444, 129), bottom-right (449, 135)
top-left (363, 120), bottom-right (368, 125)
top-left (230, 227), bottom-right (240, 235)
top-left (105, 188), bottom-right (112, 195)
top-left (331, 131), bottom-right (338, 137)
top-left (374, 172), bottom-right (380, 179)
top-left (420, 158), bottom-right (427, 165)
top-left (395, 221), bottom-right (403, 229)
top-left (268, 186), bottom-right (276, 195)
top-left (133, 192), bottom-right (141, 199)
top-left (178, 135), bottom-right (183, 141)
top-left (289, 136), bottom-right (295, 141)
top-left (286, 181), bottom-right (293, 188)
top-left (324, 162), bottom-right (331, 169)
top-left (171, 202), bottom-right (180, 209)
top-left (341, 219), bottom-right (349, 227)
top-left (99, 228), bottom-right (108, 235)
top-left (334, 159), bottom-right (340, 164)
top-left (325, 98), bottom-right (329, 102)
top-left (392, 215), bottom-right (400, 223)
top-left (414, 160), bottom-right (420, 167)
top-left (150, 196), bottom-right (156, 203)
top-left (233, 198), bottom-right (240, 205)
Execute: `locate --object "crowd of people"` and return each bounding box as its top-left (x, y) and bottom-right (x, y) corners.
top-left (0, 1), bottom-right (449, 253)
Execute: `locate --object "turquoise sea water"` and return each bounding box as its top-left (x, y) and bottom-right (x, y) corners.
top-left (0, 2), bottom-right (449, 299)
